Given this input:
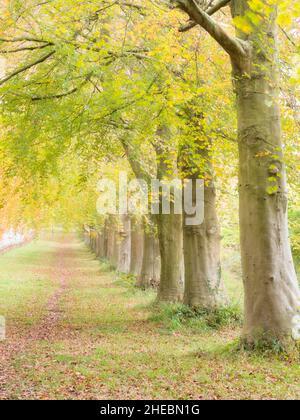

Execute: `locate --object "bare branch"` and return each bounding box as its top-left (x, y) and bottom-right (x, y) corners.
top-left (0, 51), bottom-right (55, 87)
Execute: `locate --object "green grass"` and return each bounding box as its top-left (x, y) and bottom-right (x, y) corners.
top-left (0, 237), bottom-right (299, 400)
top-left (0, 240), bottom-right (57, 326)
top-left (149, 303), bottom-right (242, 333)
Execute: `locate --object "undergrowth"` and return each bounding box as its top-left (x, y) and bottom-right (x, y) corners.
top-left (98, 258), bottom-right (116, 273)
top-left (238, 336), bottom-right (300, 360)
top-left (114, 272), bottom-right (137, 289)
top-left (149, 303), bottom-right (242, 332)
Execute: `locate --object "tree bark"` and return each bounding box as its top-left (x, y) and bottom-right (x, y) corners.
top-left (156, 212), bottom-right (183, 302)
top-left (102, 220), bottom-right (109, 259)
top-left (120, 132), bottom-right (182, 300)
top-left (117, 215), bottom-right (131, 273)
top-left (155, 140), bottom-right (183, 302)
top-left (95, 232), bottom-right (101, 257)
top-left (96, 229), bottom-right (106, 259)
top-left (179, 107), bottom-right (227, 309)
top-left (83, 225), bottom-right (90, 247)
top-left (183, 179), bottom-right (226, 308)
top-left (106, 222), bottom-right (118, 267)
top-left (90, 227), bottom-right (97, 253)
top-left (130, 218), bottom-right (144, 276)
top-left (112, 228), bottom-right (120, 267)
top-left (231, 1), bottom-right (300, 345)
top-left (174, 0), bottom-right (300, 347)
top-left (138, 220), bottom-right (161, 289)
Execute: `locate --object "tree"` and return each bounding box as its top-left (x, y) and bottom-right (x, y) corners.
top-left (168, 0), bottom-right (300, 347)
top-left (179, 100), bottom-right (227, 307)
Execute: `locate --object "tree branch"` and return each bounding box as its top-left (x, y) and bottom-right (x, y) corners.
top-left (0, 42), bottom-right (54, 54)
top-left (31, 75), bottom-right (91, 101)
top-left (0, 51), bottom-right (55, 87)
top-left (31, 87), bottom-right (78, 101)
top-left (179, 0), bottom-right (231, 32)
top-left (92, 1), bottom-right (146, 20)
top-left (173, 0), bottom-right (248, 65)
top-left (0, 37), bottom-right (49, 44)
top-left (120, 136), bottom-right (152, 184)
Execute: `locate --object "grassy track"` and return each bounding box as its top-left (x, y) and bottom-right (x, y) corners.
top-left (0, 235), bottom-right (299, 400)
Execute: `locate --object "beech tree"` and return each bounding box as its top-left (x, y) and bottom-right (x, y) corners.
top-left (179, 100), bottom-right (227, 307)
top-left (167, 0), bottom-right (300, 347)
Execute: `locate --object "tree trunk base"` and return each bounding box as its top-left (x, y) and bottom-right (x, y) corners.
top-left (240, 332), bottom-right (300, 356)
top-left (156, 290), bottom-right (183, 304)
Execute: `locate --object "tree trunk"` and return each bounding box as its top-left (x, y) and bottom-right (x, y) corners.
top-left (155, 134), bottom-right (183, 303)
top-left (95, 232), bottom-right (100, 257)
top-left (156, 212), bottom-right (183, 302)
top-left (117, 215), bottom-right (131, 273)
top-left (83, 225), bottom-right (90, 247)
top-left (96, 230), bottom-right (106, 259)
top-left (112, 229), bottom-right (120, 267)
top-left (121, 127), bottom-right (183, 301)
top-left (90, 228), bottom-right (96, 253)
top-left (183, 180), bottom-right (226, 308)
top-left (102, 220), bottom-right (109, 259)
top-left (179, 107), bottom-right (227, 309)
top-left (130, 218), bottom-right (144, 276)
top-left (106, 223), bottom-right (117, 266)
top-left (138, 221), bottom-right (161, 289)
top-left (231, 1), bottom-right (300, 345)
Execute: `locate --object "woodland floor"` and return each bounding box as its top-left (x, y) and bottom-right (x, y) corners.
top-left (0, 234), bottom-right (299, 400)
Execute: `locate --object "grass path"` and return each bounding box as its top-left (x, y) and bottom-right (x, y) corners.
top-left (0, 234), bottom-right (299, 400)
